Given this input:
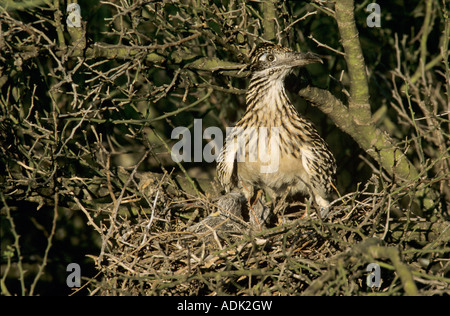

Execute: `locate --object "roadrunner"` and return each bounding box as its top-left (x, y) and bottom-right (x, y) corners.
top-left (217, 43), bottom-right (336, 213)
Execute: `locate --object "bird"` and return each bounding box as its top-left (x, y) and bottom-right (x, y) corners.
top-left (216, 43), bottom-right (336, 217)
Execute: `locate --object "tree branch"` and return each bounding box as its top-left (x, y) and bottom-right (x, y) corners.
top-left (335, 0), bottom-right (371, 123)
top-left (261, 0), bottom-right (277, 42)
top-left (329, 0), bottom-right (429, 202)
top-left (298, 86), bottom-right (419, 183)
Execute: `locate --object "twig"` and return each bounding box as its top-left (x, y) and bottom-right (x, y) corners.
top-left (140, 189), bottom-right (160, 246)
top-left (1, 193), bottom-right (26, 295)
top-left (29, 191), bottom-right (59, 296)
top-left (98, 150), bottom-right (150, 264)
top-left (308, 35), bottom-right (345, 56)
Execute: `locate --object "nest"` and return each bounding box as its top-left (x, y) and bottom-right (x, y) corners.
top-left (85, 172), bottom-right (449, 296)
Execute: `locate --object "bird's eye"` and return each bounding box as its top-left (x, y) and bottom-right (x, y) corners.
top-left (259, 53), bottom-right (276, 62)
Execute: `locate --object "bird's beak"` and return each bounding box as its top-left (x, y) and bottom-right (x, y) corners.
top-left (291, 52), bottom-right (323, 67)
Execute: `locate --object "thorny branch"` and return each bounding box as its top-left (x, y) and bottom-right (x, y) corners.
top-left (1, 0), bottom-right (448, 296)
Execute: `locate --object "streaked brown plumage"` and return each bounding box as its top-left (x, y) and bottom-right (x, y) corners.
top-left (217, 43), bottom-right (336, 211)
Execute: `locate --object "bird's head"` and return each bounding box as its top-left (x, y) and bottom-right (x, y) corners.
top-left (249, 43), bottom-right (322, 80)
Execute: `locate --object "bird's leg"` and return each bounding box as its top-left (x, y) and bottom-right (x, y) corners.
top-left (240, 180), bottom-right (254, 203)
top-left (248, 189), bottom-right (264, 229)
top-left (251, 189), bottom-right (264, 208)
top-left (245, 189), bottom-right (273, 230)
top-left (272, 189), bottom-right (289, 223)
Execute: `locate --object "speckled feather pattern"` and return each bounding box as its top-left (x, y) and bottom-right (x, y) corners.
top-left (217, 44), bottom-right (336, 208)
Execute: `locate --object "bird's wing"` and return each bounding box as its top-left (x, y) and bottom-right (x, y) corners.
top-left (300, 142), bottom-right (336, 197)
top-left (291, 116), bottom-right (336, 196)
top-left (217, 130), bottom-right (239, 192)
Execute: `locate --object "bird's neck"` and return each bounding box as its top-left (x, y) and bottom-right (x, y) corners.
top-left (242, 75), bottom-right (297, 127)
